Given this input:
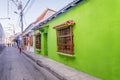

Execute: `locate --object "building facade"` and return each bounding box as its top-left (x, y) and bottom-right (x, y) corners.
top-left (23, 8), bottom-right (56, 53)
top-left (0, 23), bottom-right (5, 47)
top-left (33, 0), bottom-right (120, 80)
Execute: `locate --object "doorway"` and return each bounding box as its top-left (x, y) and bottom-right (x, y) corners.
top-left (44, 33), bottom-right (48, 56)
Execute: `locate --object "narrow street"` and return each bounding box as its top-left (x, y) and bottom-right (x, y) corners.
top-left (0, 46), bottom-right (59, 80)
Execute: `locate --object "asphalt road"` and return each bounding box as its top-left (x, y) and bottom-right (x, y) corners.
top-left (0, 47), bottom-right (59, 80)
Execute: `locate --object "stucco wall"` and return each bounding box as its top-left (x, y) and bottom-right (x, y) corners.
top-left (0, 23), bottom-right (4, 45)
top-left (34, 0), bottom-right (120, 80)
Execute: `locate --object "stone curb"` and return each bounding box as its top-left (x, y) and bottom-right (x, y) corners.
top-left (23, 51), bottom-right (67, 80)
top-left (22, 51), bottom-right (101, 80)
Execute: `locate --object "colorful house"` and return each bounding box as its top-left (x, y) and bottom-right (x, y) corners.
top-left (23, 8), bottom-right (56, 52)
top-left (33, 0), bottom-right (120, 80)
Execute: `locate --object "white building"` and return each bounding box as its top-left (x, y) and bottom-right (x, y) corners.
top-left (0, 23), bottom-right (5, 47)
top-left (23, 8), bottom-right (56, 53)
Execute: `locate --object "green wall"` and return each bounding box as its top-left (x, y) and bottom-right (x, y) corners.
top-left (34, 0), bottom-right (120, 80)
top-left (34, 26), bottom-right (49, 55)
top-left (34, 30), bottom-right (41, 54)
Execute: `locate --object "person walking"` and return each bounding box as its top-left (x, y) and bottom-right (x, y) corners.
top-left (18, 43), bottom-right (22, 53)
top-left (16, 36), bottom-right (22, 53)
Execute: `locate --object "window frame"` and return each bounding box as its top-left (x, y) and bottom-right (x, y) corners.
top-left (35, 33), bottom-right (41, 49)
top-left (56, 26), bottom-right (73, 55)
top-left (30, 35), bottom-right (33, 46)
top-left (53, 20), bottom-right (75, 55)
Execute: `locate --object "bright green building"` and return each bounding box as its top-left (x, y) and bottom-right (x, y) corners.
top-left (33, 0), bottom-right (120, 80)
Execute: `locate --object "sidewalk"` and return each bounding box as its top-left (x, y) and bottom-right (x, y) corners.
top-left (23, 50), bottom-right (101, 80)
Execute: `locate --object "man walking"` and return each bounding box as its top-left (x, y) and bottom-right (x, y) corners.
top-left (16, 36), bottom-right (22, 53)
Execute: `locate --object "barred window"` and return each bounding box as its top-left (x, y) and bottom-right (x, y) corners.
top-left (36, 33), bottom-right (41, 49)
top-left (26, 37), bottom-right (28, 46)
top-left (30, 36), bottom-right (33, 46)
top-left (23, 37), bottom-right (26, 45)
top-left (57, 26), bottom-right (73, 55)
top-left (23, 37), bottom-right (28, 46)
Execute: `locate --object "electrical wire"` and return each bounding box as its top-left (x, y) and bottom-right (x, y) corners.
top-left (9, 0), bottom-right (33, 30)
top-left (22, 0), bottom-right (31, 12)
top-left (10, 0), bottom-right (18, 7)
top-left (7, 0), bottom-right (9, 18)
top-left (24, 0), bottom-right (35, 15)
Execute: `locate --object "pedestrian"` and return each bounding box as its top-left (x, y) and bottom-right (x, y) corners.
top-left (7, 43), bottom-right (9, 47)
top-left (18, 45), bottom-right (22, 53)
top-left (16, 39), bottom-right (22, 53)
top-left (16, 36), bottom-right (23, 53)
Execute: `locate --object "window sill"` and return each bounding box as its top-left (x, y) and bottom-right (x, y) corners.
top-left (57, 52), bottom-right (75, 58)
top-left (36, 49), bottom-right (41, 51)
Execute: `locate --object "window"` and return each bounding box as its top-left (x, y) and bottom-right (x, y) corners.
top-left (26, 37), bottom-right (28, 46)
top-left (23, 37), bottom-right (27, 46)
top-left (36, 33), bottom-right (41, 49)
top-left (30, 36), bottom-right (33, 46)
top-left (53, 20), bottom-right (75, 55)
top-left (56, 26), bottom-right (73, 54)
top-left (23, 35), bottom-right (29, 46)
top-left (23, 37), bottom-right (26, 45)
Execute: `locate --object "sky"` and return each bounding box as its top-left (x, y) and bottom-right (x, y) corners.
top-left (0, 0), bottom-right (74, 37)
